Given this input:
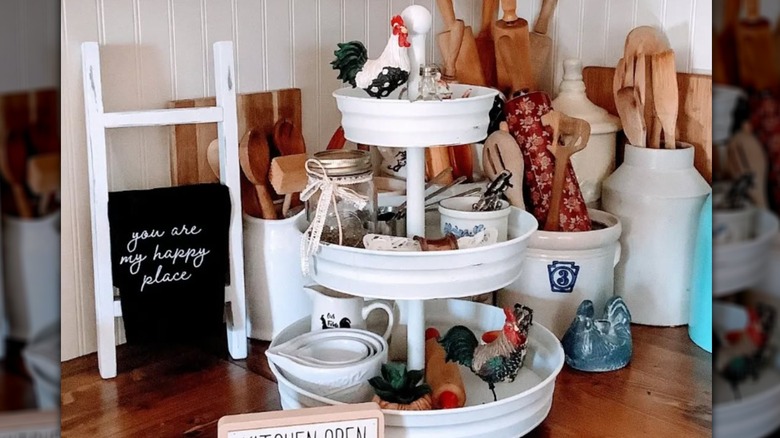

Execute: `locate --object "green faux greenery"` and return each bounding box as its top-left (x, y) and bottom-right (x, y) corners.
top-left (368, 362), bottom-right (431, 404)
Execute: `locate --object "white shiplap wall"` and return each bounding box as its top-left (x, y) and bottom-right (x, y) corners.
top-left (61, 0), bottom-right (712, 360)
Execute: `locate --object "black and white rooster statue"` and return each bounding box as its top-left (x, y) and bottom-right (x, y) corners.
top-left (331, 15), bottom-right (411, 98)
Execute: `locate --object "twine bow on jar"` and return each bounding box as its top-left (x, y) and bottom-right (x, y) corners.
top-left (300, 159), bottom-right (372, 275)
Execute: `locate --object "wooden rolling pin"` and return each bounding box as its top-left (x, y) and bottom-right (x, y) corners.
top-left (425, 328), bottom-right (467, 409)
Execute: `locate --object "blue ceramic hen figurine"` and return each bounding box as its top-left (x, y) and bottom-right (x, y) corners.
top-left (561, 296), bottom-right (632, 372)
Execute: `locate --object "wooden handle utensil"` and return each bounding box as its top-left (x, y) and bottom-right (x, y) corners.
top-left (541, 111), bottom-right (590, 232)
top-left (493, 0), bottom-right (534, 95)
top-left (482, 121), bottom-right (525, 208)
top-left (651, 50), bottom-right (678, 149)
top-left (240, 129), bottom-right (278, 219)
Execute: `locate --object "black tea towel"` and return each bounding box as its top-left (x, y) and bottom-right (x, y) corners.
top-left (108, 183), bottom-right (231, 344)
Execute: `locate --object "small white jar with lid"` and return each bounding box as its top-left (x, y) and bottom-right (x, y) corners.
top-left (552, 59), bottom-right (621, 208)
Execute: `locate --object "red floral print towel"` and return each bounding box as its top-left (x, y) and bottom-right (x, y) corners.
top-left (504, 91), bottom-right (591, 232)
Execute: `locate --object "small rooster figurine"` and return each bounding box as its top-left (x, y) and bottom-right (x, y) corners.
top-left (715, 303), bottom-right (776, 400)
top-left (561, 297), bottom-right (632, 372)
top-left (331, 15), bottom-right (411, 98)
top-left (439, 304), bottom-right (533, 401)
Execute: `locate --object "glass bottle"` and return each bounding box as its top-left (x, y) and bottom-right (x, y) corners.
top-left (305, 150), bottom-right (377, 248)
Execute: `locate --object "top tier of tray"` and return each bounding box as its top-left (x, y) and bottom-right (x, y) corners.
top-left (333, 84), bottom-right (498, 147)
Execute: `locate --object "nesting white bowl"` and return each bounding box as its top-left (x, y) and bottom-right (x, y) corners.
top-left (266, 328), bottom-right (388, 403)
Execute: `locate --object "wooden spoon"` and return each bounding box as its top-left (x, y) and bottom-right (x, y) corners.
top-left (207, 139), bottom-right (263, 218)
top-left (239, 130), bottom-right (277, 219)
top-left (26, 153), bottom-right (60, 216)
top-left (0, 131), bottom-right (32, 218)
top-left (541, 111), bottom-right (590, 232)
top-left (615, 87), bottom-right (645, 147)
top-left (651, 50), bottom-right (678, 149)
top-left (273, 118), bottom-right (307, 215)
top-left (482, 122), bottom-right (524, 208)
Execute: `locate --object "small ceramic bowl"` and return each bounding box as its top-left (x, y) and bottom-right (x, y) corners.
top-left (714, 205), bottom-right (757, 245)
top-left (438, 196), bottom-right (511, 242)
top-left (265, 328), bottom-right (388, 403)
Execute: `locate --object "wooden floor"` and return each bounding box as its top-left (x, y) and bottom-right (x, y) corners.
top-left (61, 326), bottom-right (712, 437)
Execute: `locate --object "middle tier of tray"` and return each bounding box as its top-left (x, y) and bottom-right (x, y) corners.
top-left (296, 207), bottom-right (539, 300)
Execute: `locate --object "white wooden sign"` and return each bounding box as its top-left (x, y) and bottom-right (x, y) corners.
top-left (218, 403), bottom-right (384, 438)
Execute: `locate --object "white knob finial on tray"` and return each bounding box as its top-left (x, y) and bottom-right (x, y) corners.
top-left (402, 5), bottom-right (432, 101)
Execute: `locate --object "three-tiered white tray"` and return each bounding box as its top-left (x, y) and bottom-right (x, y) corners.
top-left (273, 6), bottom-right (564, 437)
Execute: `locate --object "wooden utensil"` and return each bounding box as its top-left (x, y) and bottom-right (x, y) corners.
top-left (482, 121), bottom-right (524, 208)
top-left (475, 0), bottom-right (498, 87)
top-left (615, 87), bottom-right (645, 147)
top-left (728, 128), bottom-right (768, 208)
top-left (326, 126), bottom-right (346, 150)
top-left (715, 0), bottom-right (743, 85)
top-left (493, 0), bottom-right (534, 95)
top-left (529, 0), bottom-right (558, 94)
top-left (208, 139), bottom-right (263, 218)
top-left (737, 0), bottom-right (777, 91)
top-left (623, 26), bottom-right (670, 60)
top-left (438, 18), bottom-right (465, 80)
top-left (582, 66), bottom-right (713, 183)
top-left (425, 146), bottom-right (453, 184)
top-left (273, 118), bottom-right (307, 214)
top-left (541, 111), bottom-right (590, 232)
top-left (26, 153), bottom-right (60, 216)
top-left (239, 130), bottom-right (277, 220)
top-left (436, 0), bottom-right (486, 86)
top-left (651, 50), bottom-right (678, 149)
top-left (448, 144), bottom-right (474, 182)
top-left (0, 131), bottom-right (32, 218)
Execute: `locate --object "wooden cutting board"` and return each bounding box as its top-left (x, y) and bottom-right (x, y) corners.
top-left (169, 88), bottom-right (302, 186)
top-left (582, 67), bottom-right (712, 183)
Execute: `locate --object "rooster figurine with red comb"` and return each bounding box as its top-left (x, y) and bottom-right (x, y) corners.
top-left (331, 15), bottom-right (411, 98)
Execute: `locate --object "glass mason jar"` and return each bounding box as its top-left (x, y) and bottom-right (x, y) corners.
top-left (305, 150), bottom-right (377, 248)
top-left (417, 64), bottom-right (451, 101)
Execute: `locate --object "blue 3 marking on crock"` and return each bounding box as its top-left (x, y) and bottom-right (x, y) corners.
top-left (547, 261), bottom-right (580, 293)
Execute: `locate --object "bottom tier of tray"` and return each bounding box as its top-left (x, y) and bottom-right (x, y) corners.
top-left (269, 299), bottom-right (565, 438)
top-left (714, 291), bottom-right (780, 438)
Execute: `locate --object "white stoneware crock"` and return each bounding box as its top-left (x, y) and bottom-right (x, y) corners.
top-left (498, 209), bottom-right (622, 339)
top-left (244, 211), bottom-right (310, 341)
top-left (714, 205), bottom-right (757, 245)
top-left (439, 196), bottom-right (510, 242)
top-left (602, 144), bottom-right (711, 326)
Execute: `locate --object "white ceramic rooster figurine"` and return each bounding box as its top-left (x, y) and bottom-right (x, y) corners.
top-left (331, 15), bottom-right (411, 98)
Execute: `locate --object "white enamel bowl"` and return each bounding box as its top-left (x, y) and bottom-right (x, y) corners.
top-left (714, 293), bottom-right (780, 438)
top-left (333, 85), bottom-right (499, 147)
top-left (714, 209), bottom-right (780, 297)
top-left (269, 299), bottom-right (565, 438)
top-left (297, 207), bottom-right (538, 300)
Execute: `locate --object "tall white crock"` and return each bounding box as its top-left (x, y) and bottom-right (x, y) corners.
top-left (243, 211), bottom-right (310, 340)
top-left (2, 211), bottom-right (61, 342)
top-left (552, 59), bottom-right (621, 208)
top-left (602, 144), bottom-right (711, 326)
top-left (498, 209), bottom-right (621, 338)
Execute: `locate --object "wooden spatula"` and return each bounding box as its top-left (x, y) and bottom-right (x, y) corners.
top-left (651, 50), bottom-right (678, 149)
top-left (482, 121), bottom-right (524, 208)
top-left (208, 138), bottom-right (263, 218)
top-left (0, 131), bottom-right (32, 218)
top-left (273, 118), bottom-right (307, 214)
top-left (529, 0), bottom-right (558, 94)
top-left (239, 130), bottom-right (278, 219)
top-left (27, 153), bottom-right (60, 216)
top-left (493, 0), bottom-right (534, 95)
top-left (737, 0), bottom-right (777, 91)
top-left (436, 0), bottom-right (485, 86)
top-left (475, 0), bottom-right (498, 87)
top-left (541, 111), bottom-right (590, 232)
top-left (439, 19), bottom-right (465, 81)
